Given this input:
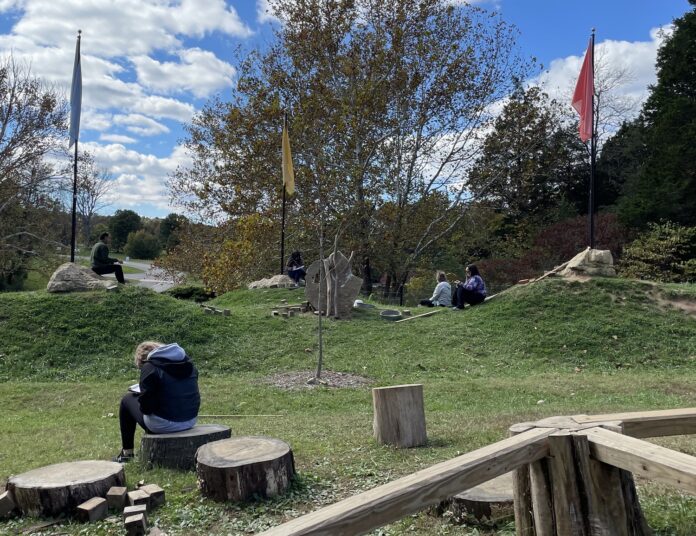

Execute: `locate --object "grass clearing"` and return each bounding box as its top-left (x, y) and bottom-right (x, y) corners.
top-left (1, 278), bottom-right (695, 534)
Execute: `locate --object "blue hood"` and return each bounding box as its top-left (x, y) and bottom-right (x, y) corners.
top-left (148, 343), bottom-right (187, 362)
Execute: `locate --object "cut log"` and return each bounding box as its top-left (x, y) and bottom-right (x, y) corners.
top-left (128, 489), bottom-right (150, 508)
top-left (140, 484), bottom-right (165, 507)
top-left (125, 513), bottom-right (147, 535)
top-left (372, 384), bottom-right (427, 448)
top-left (77, 497), bottom-right (108, 522)
top-left (0, 490), bottom-right (16, 518)
top-left (123, 504), bottom-right (148, 522)
top-left (140, 424), bottom-right (231, 470)
top-left (6, 460), bottom-right (125, 517)
top-left (196, 436), bottom-right (295, 502)
top-left (440, 472), bottom-right (513, 521)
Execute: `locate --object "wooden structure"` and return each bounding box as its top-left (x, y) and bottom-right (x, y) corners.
top-left (437, 472), bottom-right (513, 522)
top-left (6, 460), bottom-right (124, 517)
top-left (196, 436), bottom-right (295, 502)
top-left (141, 424), bottom-right (231, 470)
top-left (258, 407), bottom-right (696, 535)
top-left (372, 384), bottom-right (427, 448)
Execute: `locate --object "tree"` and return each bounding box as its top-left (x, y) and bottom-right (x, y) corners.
top-left (109, 209), bottom-right (142, 251)
top-left (64, 151), bottom-right (113, 246)
top-left (124, 230), bottom-right (161, 260)
top-left (169, 0), bottom-right (528, 292)
top-left (618, 2), bottom-right (696, 227)
top-left (159, 213), bottom-right (188, 251)
top-left (0, 55), bottom-right (67, 286)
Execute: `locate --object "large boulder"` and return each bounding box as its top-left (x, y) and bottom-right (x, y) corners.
top-left (47, 263), bottom-right (118, 293)
top-left (305, 251), bottom-right (363, 319)
top-left (248, 274), bottom-right (295, 289)
top-left (560, 248), bottom-right (616, 278)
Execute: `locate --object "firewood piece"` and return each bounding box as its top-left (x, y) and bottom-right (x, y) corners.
top-left (223, 309), bottom-right (231, 316)
top-left (0, 490), bottom-right (16, 518)
top-left (372, 384), bottom-right (427, 448)
top-left (128, 489), bottom-right (149, 508)
top-left (123, 504), bottom-right (148, 523)
top-left (6, 460), bottom-right (125, 517)
top-left (106, 486), bottom-right (128, 510)
top-left (140, 484), bottom-right (165, 507)
top-left (77, 497), bottom-right (108, 522)
top-left (141, 424), bottom-right (231, 470)
top-left (196, 436), bottom-right (295, 502)
top-left (125, 513), bottom-right (147, 535)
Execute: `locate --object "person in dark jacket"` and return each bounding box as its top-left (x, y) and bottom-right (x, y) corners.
top-left (114, 341), bottom-right (200, 462)
top-left (286, 250), bottom-right (306, 286)
top-left (90, 232), bottom-right (125, 284)
top-left (452, 264), bottom-right (487, 309)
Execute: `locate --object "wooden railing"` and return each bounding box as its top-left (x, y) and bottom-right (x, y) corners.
top-left (259, 408), bottom-right (696, 536)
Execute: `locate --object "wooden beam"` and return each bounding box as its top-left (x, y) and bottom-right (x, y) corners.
top-left (573, 408), bottom-right (696, 438)
top-left (258, 427), bottom-right (556, 536)
top-left (394, 310), bottom-right (440, 323)
top-left (584, 426), bottom-right (696, 494)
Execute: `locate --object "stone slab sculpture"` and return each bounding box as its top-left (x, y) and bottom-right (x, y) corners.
top-left (305, 251), bottom-right (363, 319)
top-left (47, 262), bottom-right (118, 293)
top-left (560, 248), bottom-right (616, 278)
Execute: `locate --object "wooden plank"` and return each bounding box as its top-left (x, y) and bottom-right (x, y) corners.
top-left (548, 433), bottom-right (586, 536)
top-left (573, 408), bottom-right (696, 438)
top-left (394, 310), bottom-right (440, 323)
top-left (258, 427), bottom-right (556, 536)
top-left (584, 426), bottom-right (696, 494)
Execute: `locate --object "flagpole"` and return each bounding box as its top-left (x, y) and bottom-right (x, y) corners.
top-left (69, 29), bottom-right (81, 263)
top-left (71, 140), bottom-right (78, 262)
top-left (588, 28), bottom-right (596, 249)
top-left (280, 112), bottom-right (288, 274)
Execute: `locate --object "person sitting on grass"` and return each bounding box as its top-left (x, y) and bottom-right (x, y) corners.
top-left (452, 264), bottom-right (487, 309)
top-left (286, 250), bottom-right (306, 286)
top-left (90, 232), bottom-right (125, 284)
top-left (114, 341), bottom-right (200, 463)
top-left (419, 270), bottom-right (452, 307)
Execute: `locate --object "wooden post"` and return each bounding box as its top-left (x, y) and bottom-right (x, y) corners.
top-left (509, 423), bottom-right (535, 536)
top-left (548, 432), bottom-right (587, 536)
top-left (372, 384), bottom-right (427, 448)
top-left (529, 458), bottom-right (555, 536)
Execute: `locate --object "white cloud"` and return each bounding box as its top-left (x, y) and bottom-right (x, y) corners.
top-left (113, 114), bottom-right (170, 136)
top-left (132, 48), bottom-right (236, 98)
top-left (100, 133), bottom-right (136, 144)
top-left (256, 0), bottom-right (279, 24)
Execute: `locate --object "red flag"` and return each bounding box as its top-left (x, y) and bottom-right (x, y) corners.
top-left (572, 37), bottom-right (594, 142)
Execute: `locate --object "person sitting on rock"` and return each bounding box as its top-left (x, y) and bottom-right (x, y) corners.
top-left (452, 264), bottom-right (487, 309)
top-left (419, 270), bottom-right (452, 307)
top-left (114, 341), bottom-right (200, 463)
top-left (90, 232), bottom-right (125, 284)
top-left (286, 250), bottom-right (306, 286)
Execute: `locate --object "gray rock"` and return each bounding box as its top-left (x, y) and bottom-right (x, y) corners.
top-left (46, 263), bottom-right (118, 293)
top-left (560, 248), bottom-right (616, 277)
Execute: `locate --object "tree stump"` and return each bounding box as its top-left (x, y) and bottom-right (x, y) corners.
top-left (440, 472), bottom-right (514, 522)
top-left (6, 460), bottom-right (125, 517)
top-left (196, 436), bottom-right (295, 502)
top-left (372, 384), bottom-right (427, 448)
top-left (141, 424), bottom-right (231, 470)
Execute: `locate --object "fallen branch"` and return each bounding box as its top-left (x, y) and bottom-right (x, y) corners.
top-left (394, 310), bottom-right (440, 323)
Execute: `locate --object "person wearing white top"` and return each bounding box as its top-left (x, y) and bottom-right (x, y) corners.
top-left (419, 271), bottom-right (452, 307)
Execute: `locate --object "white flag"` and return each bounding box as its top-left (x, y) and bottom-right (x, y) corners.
top-left (69, 32), bottom-right (82, 148)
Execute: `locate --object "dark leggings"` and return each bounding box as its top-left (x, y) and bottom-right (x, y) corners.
top-left (92, 264), bottom-right (125, 284)
top-left (119, 392), bottom-right (150, 450)
top-left (419, 300), bottom-right (447, 307)
top-left (454, 287), bottom-right (485, 308)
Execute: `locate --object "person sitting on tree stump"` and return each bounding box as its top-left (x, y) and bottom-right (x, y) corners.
top-left (419, 271), bottom-right (452, 307)
top-left (286, 250), bottom-right (306, 286)
top-left (114, 341), bottom-right (200, 463)
top-left (90, 232), bottom-right (126, 284)
top-left (452, 264), bottom-right (487, 309)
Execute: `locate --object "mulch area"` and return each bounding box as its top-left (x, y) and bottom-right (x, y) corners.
top-left (263, 370), bottom-right (372, 390)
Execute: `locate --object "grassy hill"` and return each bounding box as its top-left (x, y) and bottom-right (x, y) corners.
top-left (1, 278), bottom-right (696, 534)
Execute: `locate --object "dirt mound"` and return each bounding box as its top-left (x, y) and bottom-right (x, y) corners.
top-left (263, 370), bottom-right (372, 390)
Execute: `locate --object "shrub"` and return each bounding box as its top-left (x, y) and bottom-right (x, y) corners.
top-left (124, 230), bottom-right (161, 260)
top-left (164, 284), bottom-right (216, 302)
top-left (618, 222), bottom-right (696, 282)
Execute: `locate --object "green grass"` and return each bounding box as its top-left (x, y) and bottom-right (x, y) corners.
top-left (1, 278), bottom-right (695, 534)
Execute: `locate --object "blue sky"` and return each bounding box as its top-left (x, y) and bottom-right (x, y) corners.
top-left (0, 0), bottom-right (691, 218)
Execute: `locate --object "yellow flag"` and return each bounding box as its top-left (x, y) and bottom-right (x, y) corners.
top-left (282, 124), bottom-right (295, 196)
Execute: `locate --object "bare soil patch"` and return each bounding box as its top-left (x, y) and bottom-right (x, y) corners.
top-left (263, 370), bottom-right (372, 390)
top-left (648, 288), bottom-right (696, 319)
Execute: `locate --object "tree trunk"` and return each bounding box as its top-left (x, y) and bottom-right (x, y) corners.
top-left (372, 384), bottom-right (427, 448)
top-left (196, 436), bottom-right (295, 502)
top-left (7, 461), bottom-right (125, 517)
top-left (141, 424), bottom-right (231, 470)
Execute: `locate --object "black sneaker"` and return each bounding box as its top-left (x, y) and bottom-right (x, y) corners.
top-left (112, 450), bottom-right (134, 463)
